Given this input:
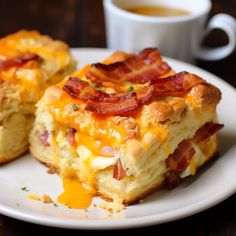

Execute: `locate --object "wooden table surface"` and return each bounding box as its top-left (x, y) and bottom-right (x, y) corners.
top-left (0, 0), bottom-right (236, 235)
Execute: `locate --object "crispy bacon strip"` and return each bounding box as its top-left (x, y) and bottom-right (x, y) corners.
top-left (63, 77), bottom-right (140, 115)
top-left (134, 72), bottom-right (204, 106)
top-left (86, 72), bottom-right (204, 115)
top-left (63, 77), bottom-right (91, 98)
top-left (0, 53), bottom-right (40, 70)
top-left (85, 94), bottom-right (139, 115)
top-left (63, 77), bottom-right (105, 100)
top-left (137, 85), bottom-right (155, 105)
top-left (86, 48), bottom-right (171, 84)
top-left (67, 128), bottom-right (77, 146)
top-left (151, 72), bottom-right (204, 97)
top-left (193, 122), bottom-right (224, 144)
top-left (165, 171), bottom-right (181, 189)
top-left (62, 72), bottom-right (205, 116)
top-left (39, 131), bottom-right (50, 147)
top-left (166, 122), bottom-right (223, 175)
top-left (166, 140), bottom-right (195, 173)
top-left (165, 122), bottom-right (223, 188)
top-left (90, 91), bottom-right (136, 103)
top-left (113, 159), bottom-right (126, 180)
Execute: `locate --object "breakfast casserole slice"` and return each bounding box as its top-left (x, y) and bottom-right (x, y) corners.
top-left (30, 48), bottom-right (223, 208)
top-left (0, 30), bottom-right (76, 163)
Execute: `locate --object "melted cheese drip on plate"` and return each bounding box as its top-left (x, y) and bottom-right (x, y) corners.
top-left (57, 178), bottom-right (94, 209)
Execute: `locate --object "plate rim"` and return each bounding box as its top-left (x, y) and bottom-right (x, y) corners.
top-left (0, 183), bottom-right (235, 230)
top-left (0, 47), bottom-right (235, 230)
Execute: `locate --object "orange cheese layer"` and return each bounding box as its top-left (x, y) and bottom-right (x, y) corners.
top-left (47, 87), bottom-right (169, 156)
top-left (47, 85), bottom-right (129, 154)
top-left (0, 58), bottom-right (44, 100)
top-left (0, 30), bottom-right (72, 102)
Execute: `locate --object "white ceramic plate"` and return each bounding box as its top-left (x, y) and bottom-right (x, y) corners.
top-left (0, 48), bottom-right (236, 230)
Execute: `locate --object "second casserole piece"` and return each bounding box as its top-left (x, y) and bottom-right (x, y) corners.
top-left (0, 30), bottom-right (76, 163)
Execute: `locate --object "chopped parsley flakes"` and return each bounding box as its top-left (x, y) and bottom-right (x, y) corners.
top-left (98, 87), bottom-right (105, 92)
top-left (91, 82), bottom-right (100, 88)
top-left (127, 86), bottom-right (134, 92)
top-left (72, 104), bottom-right (79, 111)
top-left (21, 186), bottom-right (29, 192)
top-left (90, 82), bottom-right (105, 92)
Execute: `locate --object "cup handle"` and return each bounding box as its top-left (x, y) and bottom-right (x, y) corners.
top-left (196, 14), bottom-right (236, 61)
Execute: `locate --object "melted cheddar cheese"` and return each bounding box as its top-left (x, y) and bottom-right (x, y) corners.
top-left (58, 178), bottom-right (94, 209)
top-left (0, 30), bottom-right (75, 103)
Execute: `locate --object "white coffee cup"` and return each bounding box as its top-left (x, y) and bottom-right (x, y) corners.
top-left (103, 0), bottom-right (236, 62)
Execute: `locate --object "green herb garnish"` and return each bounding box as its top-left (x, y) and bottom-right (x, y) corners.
top-left (91, 82), bottom-right (100, 88)
top-left (127, 86), bottom-right (134, 92)
top-left (21, 187), bottom-right (29, 192)
top-left (53, 203), bottom-right (58, 207)
top-left (98, 87), bottom-right (105, 92)
top-left (72, 104), bottom-right (79, 111)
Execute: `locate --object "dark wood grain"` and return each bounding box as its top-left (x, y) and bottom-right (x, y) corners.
top-left (0, 215), bottom-right (3, 236)
top-left (0, 0), bottom-right (236, 235)
top-left (0, 0), bottom-right (106, 47)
